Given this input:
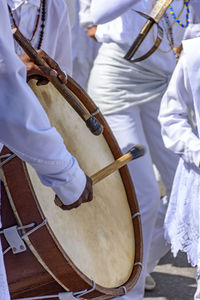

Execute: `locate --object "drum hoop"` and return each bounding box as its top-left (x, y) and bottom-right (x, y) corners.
top-left (1, 78), bottom-right (142, 298)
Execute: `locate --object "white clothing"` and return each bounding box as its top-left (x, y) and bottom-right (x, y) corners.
top-left (164, 158), bottom-right (200, 267)
top-left (0, 0), bottom-right (87, 298)
top-left (93, 0), bottom-right (185, 74)
top-left (104, 106), bottom-right (161, 300)
top-left (8, 0), bottom-right (73, 75)
top-left (103, 100), bottom-right (175, 300)
top-left (79, 0), bottom-right (94, 28)
top-left (189, 0), bottom-right (200, 24)
top-left (88, 42), bottom-right (171, 114)
top-left (3, 0), bottom-right (87, 206)
top-left (91, 0), bottom-right (138, 25)
top-left (158, 4), bottom-right (200, 299)
top-left (65, 0), bottom-right (100, 89)
top-left (159, 38), bottom-right (200, 168)
top-left (86, 1), bottom-right (186, 298)
top-left (159, 37), bottom-right (200, 272)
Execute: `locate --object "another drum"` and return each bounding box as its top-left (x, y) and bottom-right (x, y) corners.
top-left (0, 78), bottom-right (142, 299)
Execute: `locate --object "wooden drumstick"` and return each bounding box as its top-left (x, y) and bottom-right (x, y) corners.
top-left (12, 28), bottom-right (103, 136)
top-left (91, 144), bottom-right (145, 184)
top-left (54, 144), bottom-right (145, 207)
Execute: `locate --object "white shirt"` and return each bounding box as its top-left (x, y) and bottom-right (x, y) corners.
top-left (159, 36), bottom-right (200, 168)
top-left (79, 0), bottom-right (95, 28)
top-left (0, 0), bottom-right (86, 205)
top-left (90, 0), bottom-right (187, 74)
top-left (8, 0), bottom-right (72, 75)
top-left (90, 0), bottom-right (137, 24)
top-left (65, 0), bottom-right (100, 89)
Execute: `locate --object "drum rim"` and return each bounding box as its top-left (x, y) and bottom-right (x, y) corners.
top-left (1, 78), bottom-right (143, 298)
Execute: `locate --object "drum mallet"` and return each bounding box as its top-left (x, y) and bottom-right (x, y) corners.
top-left (91, 144), bottom-right (145, 184)
top-left (12, 28), bottom-right (103, 136)
top-left (55, 144), bottom-right (145, 207)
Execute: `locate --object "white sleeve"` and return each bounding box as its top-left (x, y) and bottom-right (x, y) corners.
top-left (0, 1), bottom-right (86, 205)
top-left (90, 0), bottom-right (138, 24)
top-left (53, 1), bottom-right (73, 75)
top-left (159, 54), bottom-right (200, 168)
top-left (79, 0), bottom-right (94, 28)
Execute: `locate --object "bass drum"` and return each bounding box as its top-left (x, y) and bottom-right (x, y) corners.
top-left (1, 77), bottom-right (142, 299)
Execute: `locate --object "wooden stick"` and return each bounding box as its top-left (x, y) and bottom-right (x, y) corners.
top-left (91, 144), bottom-right (145, 184)
top-left (54, 145), bottom-right (145, 207)
top-left (12, 28), bottom-right (103, 136)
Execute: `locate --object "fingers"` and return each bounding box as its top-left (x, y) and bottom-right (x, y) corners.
top-left (36, 78), bottom-right (49, 86)
top-left (83, 175), bottom-right (93, 203)
top-left (58, 175), bottom-right (93, 211)
top-left (27, 63), bottom-right (57, 78)
top-left (37, 49), bottom-right (68, 84)
top-left (87, 26), bottom-right (97, 41)
top-left (60, 198), bottom-right (83, 211)
top-left (19, 51), bottom-right (68, 85)
top-left (28, 74), bottom-right (49, 86)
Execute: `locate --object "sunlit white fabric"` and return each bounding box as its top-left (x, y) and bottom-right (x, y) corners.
top-left (66, 0), bottom-right (100, 89)
top-left (87, 1), bottom-right (184, 299)
top-left (91, 0), bottom-right (138, 24)
top-left (8, 0), bottom-right (72, 75)
top-left (159, 37), bottom-right (200, 279)
top-left (93, 0), bottom-right (186, 75)
top-left (0, 1), bottom-right (87, 298)
top-left (7, 0), bottom-right (40, 10)
top-left (0, 0), bottom-right (86, 206)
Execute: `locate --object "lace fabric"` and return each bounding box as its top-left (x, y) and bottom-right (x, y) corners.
top-left (164, 158), bottom-right (200, 268)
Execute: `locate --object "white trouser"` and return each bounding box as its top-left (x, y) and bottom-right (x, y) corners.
top-left (105, 98), bottom-right (178, 299)
top-left (140, 97), bottom-right (179, 274)
top-left (105, 105), bottom-right (161, 300)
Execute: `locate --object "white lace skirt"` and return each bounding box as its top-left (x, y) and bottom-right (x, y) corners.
top-left (164, 158), bottom-right (200, 270)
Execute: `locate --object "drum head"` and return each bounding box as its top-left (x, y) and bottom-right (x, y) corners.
top-left (28, 81), bottom-right (134, 288)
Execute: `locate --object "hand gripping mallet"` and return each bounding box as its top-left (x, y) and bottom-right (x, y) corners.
top-left (55, 144), bottom-right (145, 207)
top-left (12, 27), bottom-right (103, 136)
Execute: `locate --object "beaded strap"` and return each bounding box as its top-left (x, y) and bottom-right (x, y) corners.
top-left (168, 0), bottom-right (190, 28)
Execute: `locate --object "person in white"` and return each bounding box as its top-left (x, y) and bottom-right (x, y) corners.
top-left (65, 0), bottom-right (100, 90)
top-left (85, 0), bottom-right (188, 299)
top-left (159, 1), bottom-right (200, 299)
top-left (8, 0), bottom-right (72, 75)
top-left (0, 1), bottom-right (93, 299)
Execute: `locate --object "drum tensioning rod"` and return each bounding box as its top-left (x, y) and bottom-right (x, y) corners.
top-left (55, 144), bottom-right (145, 207)
top-left (12, 28), bottom-right (103, 136)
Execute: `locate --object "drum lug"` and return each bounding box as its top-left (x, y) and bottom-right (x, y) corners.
top-left (2, 225), bottom-right (27, 254)
top-left (1, 220), bottom-right (47, 255)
